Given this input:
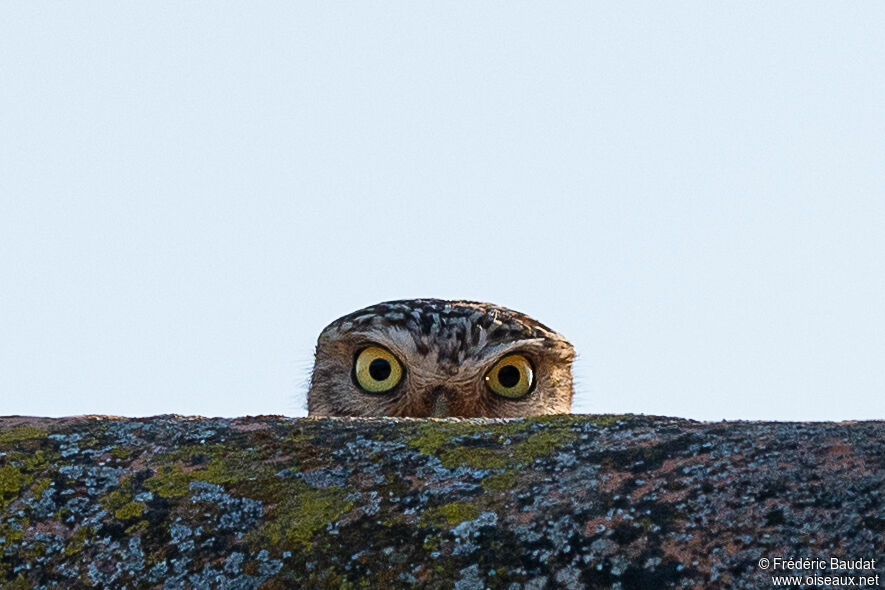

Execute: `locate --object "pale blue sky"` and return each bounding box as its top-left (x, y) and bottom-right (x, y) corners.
top-left (2, 3), bottom-right (883, 420)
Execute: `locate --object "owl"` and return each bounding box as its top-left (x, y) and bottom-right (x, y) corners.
top-left (307, 299), bottom-right (575, 418)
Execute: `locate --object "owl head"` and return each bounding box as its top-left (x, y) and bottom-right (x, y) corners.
top-left (307, 299), bottom-right (575, 418)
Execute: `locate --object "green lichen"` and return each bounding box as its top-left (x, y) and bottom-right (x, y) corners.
top-left (0, 426), bottom-right (48, 444)
top-left (407, 426), bottom-right (452, 455)
top-left (411, 421), bottom-right (577, 471)
top-left (110, 446), bottom-right (130, 460)
top-left (0, 464), bottom-right (31, 511)
top-left (0, 464), bottom-right (27, 495)
top-left (439, 446), bottom-right (510, 469)
top-left (102, 477), bottom-right (135, 510)
top-left (64, 526), bottom-right (95, 556)
top-left (31, 477), bottom-right (52, 500)
top-left (512, 429), bottom-right (577, 463)
top-left (148, 443), bottom-right (277, 498)
top-left (251, 480), bottom-right (353, 551)
top-left (125, 520), bottom-right (151, 534)
top-left (78, 435), bottom-right (101, 449)
top-left (585, 414), bottom-right (629, 427)
top-left (2, 574), bottom-right (31, 590)
top-left (407, 420), bottom-right (535, 456)
top-left (145, 448), bottom-right (270, 498)
top-left (420, 501), bottom-right (481, 527)
top-left (21, 450), bottom-right (50, 473)
top-left (114, 501), bottom-right (146, 520)
top-left (0, 519), bottom-right (27, 548)
top-left (289, 432), bottom-right (315, 445)
top-left (101, 476), bottom-right (145, 521)
top-left (192, 456), bottom-right (239, 485)
top-left (144, 465), bottom-right (194, 498)
top-left (481, 470), bottom-right (519, 493)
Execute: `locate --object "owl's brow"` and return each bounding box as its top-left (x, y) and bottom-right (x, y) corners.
top-left (478, 338), bottom-right (550, 360)
top-left (338, 327), bottom-right (551, 361)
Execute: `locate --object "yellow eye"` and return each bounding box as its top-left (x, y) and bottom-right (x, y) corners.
top-left (485, 354), bottom-right (534, 398)
top-left (354, 346), bottom-right (403, 393)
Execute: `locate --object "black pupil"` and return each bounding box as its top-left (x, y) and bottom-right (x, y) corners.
top-left (369, 358), bottom-right (392, 381)
top-left (498, 365), bottom-right (521, 388)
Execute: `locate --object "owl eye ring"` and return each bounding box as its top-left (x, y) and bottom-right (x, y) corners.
top-left (485, 354), bottom-right (534, 399)
top-left (354, 346), bottom-right (403, 393)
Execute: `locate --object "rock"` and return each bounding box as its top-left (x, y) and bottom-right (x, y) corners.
top-left (0, 414), bottom-right (882, 588)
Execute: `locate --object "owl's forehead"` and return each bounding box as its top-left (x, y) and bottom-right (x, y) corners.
top-left (319, 299), bottom-right (571, 364)
top-left (328, 299), bottom-right (557, 339)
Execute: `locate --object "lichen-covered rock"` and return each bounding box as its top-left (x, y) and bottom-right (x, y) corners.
top-left (0, 414), bottom-right (881, 589)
